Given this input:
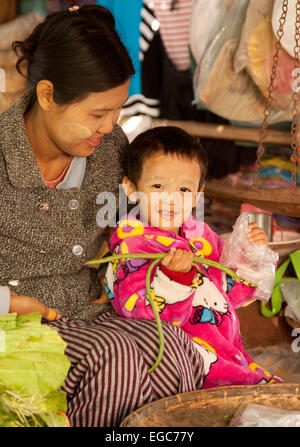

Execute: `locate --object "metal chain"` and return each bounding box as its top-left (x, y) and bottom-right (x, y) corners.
top-left (253, 0), bottom-right (288, 190)
top-left (290, 0), bottom-right (300, 189)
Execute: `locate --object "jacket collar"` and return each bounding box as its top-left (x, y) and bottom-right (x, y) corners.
top-left (0, 88), bottom-right (47, 188)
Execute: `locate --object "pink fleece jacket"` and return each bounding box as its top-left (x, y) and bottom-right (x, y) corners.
top-left (106, 214), bottom-right (281, 388)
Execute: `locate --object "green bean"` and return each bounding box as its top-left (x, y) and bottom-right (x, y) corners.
top-left (85, 252), bottom-right (245, 372)
top-left (85, 253), bottom-right (241, 282)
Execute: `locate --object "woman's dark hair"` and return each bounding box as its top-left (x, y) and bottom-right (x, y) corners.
top-left (12, 5), bottom-right (135, 104)
top-left (122, 126), bottom-right (208, 189)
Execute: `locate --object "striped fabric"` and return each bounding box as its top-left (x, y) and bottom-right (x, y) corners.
top-left (48, 312), bottom-right (204, 427)
top-left (139, 1), bottom-right (159, 61)
top-left (122, 93), bottom-right (160, 118)
top-left (151, 0), bottom-right (193, 70)
top-left (121, 1), bottom-right (161, 118)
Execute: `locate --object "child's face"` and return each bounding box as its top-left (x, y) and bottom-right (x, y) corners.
top-left (123, 151), bottom-right (202, 233)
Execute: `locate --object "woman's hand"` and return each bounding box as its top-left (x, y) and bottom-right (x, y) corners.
top-left (161, 248), bottom-right (194, 273)
top-left (9, 292), bottom-right (61, 320)
top-left (247, 222), bottom-right (268, 245)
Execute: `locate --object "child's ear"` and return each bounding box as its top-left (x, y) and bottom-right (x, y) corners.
top-left (122, 177), bottom-right (138, 201)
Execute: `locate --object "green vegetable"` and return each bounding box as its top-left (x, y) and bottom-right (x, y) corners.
top-left (85, 252), bottom-right (244, 374)
top-left (0, 313), bottom-right (70, 427)
top-left (85, 253), bottom-right (242, 282)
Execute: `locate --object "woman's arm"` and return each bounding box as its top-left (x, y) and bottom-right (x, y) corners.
top-left (9, 291), bottom-right (61, 320)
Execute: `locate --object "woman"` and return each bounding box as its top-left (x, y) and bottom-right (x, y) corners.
top-left (0, 5), bottom-right (204, 426)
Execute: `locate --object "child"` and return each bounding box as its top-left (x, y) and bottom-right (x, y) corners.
top-left (105, 126), bottom-right (281, 388)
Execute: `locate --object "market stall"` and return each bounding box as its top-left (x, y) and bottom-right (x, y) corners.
top-left (0, 0), bottom-right (300, 429)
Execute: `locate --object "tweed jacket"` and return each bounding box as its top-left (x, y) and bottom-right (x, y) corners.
top-left (0, 89), bottom-right (127, 323)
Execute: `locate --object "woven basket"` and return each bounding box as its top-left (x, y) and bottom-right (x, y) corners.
top-left (120, 383), bottom-right (300, 427)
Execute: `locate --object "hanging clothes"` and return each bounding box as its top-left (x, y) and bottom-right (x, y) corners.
top-left (97, 0), bottom-right (143, 101)
top-left (128, 0), bottom-right (198, 119)
top-left (121, 0), bottom-right (161, 117)
top-left (150, 0), bottom-right (193, 71)
top-left (141, 28), bottom-right (200, 120)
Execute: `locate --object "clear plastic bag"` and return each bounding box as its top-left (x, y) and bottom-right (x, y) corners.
top-left (282, 281), bottom-right (300, 324)
top-left (229, 403), bottom-right (300, 427)
top-left (234, 0), bottom-right (297, 113)
top-left (194, 0), bottom-right (248, 92)
top-left (272, 0), bottom-right (298, 58)
top-left (193, 0), bottom-right (296, 124)
top-left (220, 212), bottom-right (279, 302)
top-left (189, 0), bottom-right (228, 66)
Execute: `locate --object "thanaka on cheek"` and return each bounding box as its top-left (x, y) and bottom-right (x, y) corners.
top-left (64, 121), bottom-right (93, 140)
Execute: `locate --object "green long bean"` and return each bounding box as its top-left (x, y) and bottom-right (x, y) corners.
top-left (145, 259), bottom-right (165, 373)
top-left (85, 253), bottom-right (241, 282)
top-left (85, 252), bottom-right (248, 373)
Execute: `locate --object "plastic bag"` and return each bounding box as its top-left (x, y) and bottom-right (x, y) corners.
top-left (220, 212), bottom-right (279, 302)
top-left (229, 403), bottom-right (300, 427)
top-left (193, 0), bottom-right (294, 124)
top-left (194, 0), bottom-right (248, 92)
top-left (189, 0), bottom-right (228, 66)
top-left (234, 0), bottom-right (297, 113)
top-left (272, 0), bottom-right (298, 58)
top-left (249, 344), bottom-right (300, 383)
top-left (282, 281), bottom-right (300, 324)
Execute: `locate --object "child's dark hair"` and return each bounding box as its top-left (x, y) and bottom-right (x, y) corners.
top-left (12, 5), bottom-right (135, 105)
top-left (121, 126), bottom-right (208, 189)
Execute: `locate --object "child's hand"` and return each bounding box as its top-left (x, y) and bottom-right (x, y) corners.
top-left (161, 248), bottom-right (194, 273)
top-left (10, 293), bottom-right (61, 321)
top-left (247, 222), bottom-right (268, 245)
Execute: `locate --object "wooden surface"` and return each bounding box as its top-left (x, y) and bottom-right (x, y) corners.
top-left (0, 0), bottom-right (17, 24)
top-left (152, 119), bottom-right (292, 145)
top-left (120, 383), bottom-right (300, 427)
top-left (236, 301), bottom-right (293, 349)
top-left (205, 182), bottom-right (300, 217)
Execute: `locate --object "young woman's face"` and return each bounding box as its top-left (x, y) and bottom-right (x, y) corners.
top-left (44, 78), bottom-right (130, 157)
top-left (124, 151), bottom-right (202, 234)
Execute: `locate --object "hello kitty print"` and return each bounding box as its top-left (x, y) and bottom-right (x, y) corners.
top-left (105, 214), bottom-right (281, 387)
